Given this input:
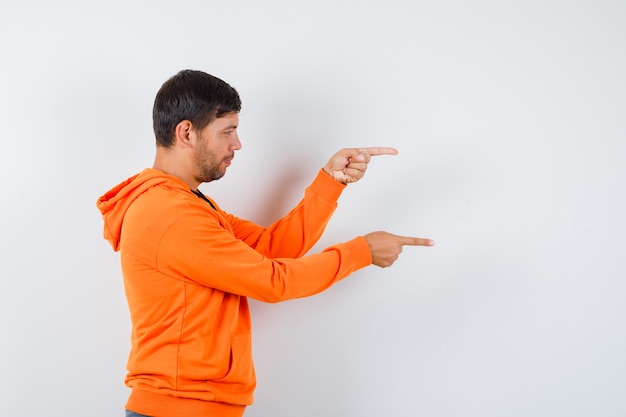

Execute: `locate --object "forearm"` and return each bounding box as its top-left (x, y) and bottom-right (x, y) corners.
top-left (231, 169), bottom-right (345, 258)
top-left (160, 231), bottom-right (371, 303)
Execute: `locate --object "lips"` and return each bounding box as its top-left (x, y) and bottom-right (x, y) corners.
top-left (223, 154), bottom-right (234, 166)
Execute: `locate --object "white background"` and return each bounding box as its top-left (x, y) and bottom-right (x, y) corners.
top-left (1, 1), bottom-right (625, 416)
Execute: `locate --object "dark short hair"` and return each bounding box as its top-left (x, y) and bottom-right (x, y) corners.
top-left (152, 70), bottom-right (242, 147)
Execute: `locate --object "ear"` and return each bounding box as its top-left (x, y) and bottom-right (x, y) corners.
top-left (174, 120), bottom-right (195, 148)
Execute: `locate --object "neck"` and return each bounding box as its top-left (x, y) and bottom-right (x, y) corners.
top-left (153, 147), bottom-right (200, 190)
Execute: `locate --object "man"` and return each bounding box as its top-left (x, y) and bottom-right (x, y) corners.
top-left (97, 69), bottom-right (433, 417)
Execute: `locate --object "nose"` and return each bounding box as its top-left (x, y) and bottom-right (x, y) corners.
top-left (231, 132), bottom-right (242, 151)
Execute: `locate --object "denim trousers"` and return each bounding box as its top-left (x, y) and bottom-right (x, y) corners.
top-left (125, 411), bottom-right (151, 417)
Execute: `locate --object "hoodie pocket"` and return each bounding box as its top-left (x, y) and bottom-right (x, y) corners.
top-left (216, 333), bottom-right (255, 386)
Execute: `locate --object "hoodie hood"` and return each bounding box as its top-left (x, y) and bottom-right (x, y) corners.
top-left (96, 168), bottom-right (187, 251)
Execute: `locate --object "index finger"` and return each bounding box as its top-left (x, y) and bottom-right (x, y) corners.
top-left (358, 147), bottom-right (398, 156)
top-left (400, 236), bottom-right (435, 247)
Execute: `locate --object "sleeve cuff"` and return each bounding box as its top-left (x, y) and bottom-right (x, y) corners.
top-left (308, 169), bottom-right (346, 203)
top-left (346, 236), bottom-right (373, 269)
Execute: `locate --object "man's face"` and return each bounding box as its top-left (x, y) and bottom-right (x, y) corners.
top-left (193, 112), bottom-right (241, 183)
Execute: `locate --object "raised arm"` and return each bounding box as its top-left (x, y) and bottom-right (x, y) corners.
top-left (230, 147), bottom-right (400, 258)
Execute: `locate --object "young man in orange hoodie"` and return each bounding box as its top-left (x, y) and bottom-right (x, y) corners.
top-left (97, 69), bottom-right (433, 417)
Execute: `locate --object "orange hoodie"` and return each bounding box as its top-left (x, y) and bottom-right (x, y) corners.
top-left (96, 168), bottom-right (372, 417)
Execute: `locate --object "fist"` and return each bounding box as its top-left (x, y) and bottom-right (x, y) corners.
top-left (323, 147), bottom-right (398, 184)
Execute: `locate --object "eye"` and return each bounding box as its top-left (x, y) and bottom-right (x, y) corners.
top-left (223, 130), bottom-right (233, 136)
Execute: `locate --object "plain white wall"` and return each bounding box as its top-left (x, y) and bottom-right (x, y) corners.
top-left (1, 1), bottom-right (625, 416)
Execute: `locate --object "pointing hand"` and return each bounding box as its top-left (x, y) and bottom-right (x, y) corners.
top-left (323, 147), bottom-right (398, 184)
top-left (363, 231), bottom-right (435, 268)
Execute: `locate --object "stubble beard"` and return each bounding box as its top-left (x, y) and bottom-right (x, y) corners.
top-left (194, 146), bottom-right (226, 184)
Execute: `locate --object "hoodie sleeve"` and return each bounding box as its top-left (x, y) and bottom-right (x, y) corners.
top-left (154, 200), bottom-right (372, 303)
top-left (224, 169), bottom-right (345, 258)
